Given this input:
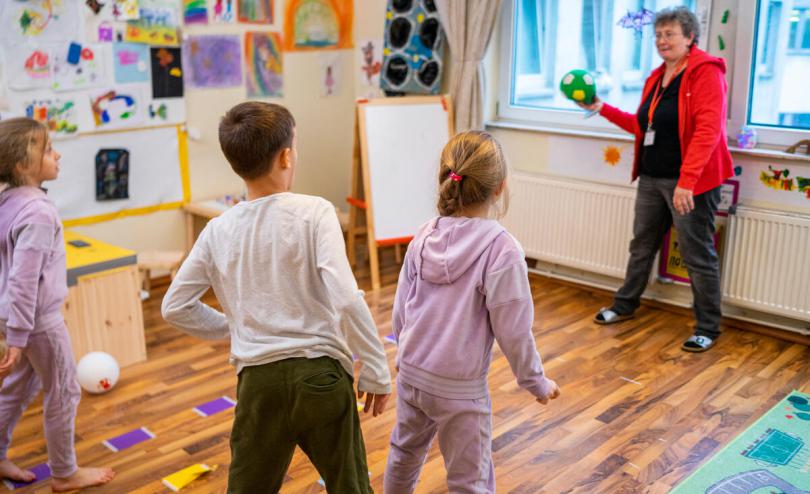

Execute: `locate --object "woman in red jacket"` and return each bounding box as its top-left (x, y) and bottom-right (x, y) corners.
top-left (580, 6), bottom-right (733, 352)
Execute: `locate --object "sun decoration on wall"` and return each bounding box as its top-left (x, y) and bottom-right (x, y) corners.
top-left (283, 0), bottom-right (353, 51)
top-left (603, 145), bottom-right (622, 166)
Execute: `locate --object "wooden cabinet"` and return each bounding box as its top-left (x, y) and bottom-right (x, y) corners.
top-left (62, 232), bottom-right (146, 367)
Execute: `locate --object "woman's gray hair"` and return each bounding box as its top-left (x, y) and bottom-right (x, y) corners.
top-left (655, 6), bottom-right (700, 46)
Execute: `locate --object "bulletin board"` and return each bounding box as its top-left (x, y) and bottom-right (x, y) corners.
top-left (0, 0), bottom-right (188, 225)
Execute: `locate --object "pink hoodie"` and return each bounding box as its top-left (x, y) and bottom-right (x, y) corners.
top-left (392, 216), bottom-right (555, 400)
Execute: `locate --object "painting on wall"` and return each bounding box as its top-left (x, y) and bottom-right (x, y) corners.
top-left (114, 42), bottom-right (150, 83)
top-left (6, 46), bottom-right (53, 90)
top-left (238, 0), bottom-right (272, 24)
top-left (183, 0), bottom-right (208, 24)
top-left (150, 46), bottom-right (184, 98)
top-left (90, 87), bottom-right (143, 129)
top-left (356, 38), bottom-right (382, 98)
top-left (185, 35), bottom-right (242, 88)
top-left (319, 52), bottom-right (340, 97)
top-left (381, 0), bottom-right (443, 94)
top-left (208, 0), bottom-right (235, 23)
top-left (25, 98), bottom-right (79, 138)
top-left (283, 0), bottom-right (352, 51)
top-left (0, 0), bottom-right (81, 44)
top-left (95, 148), bottom-right (130, 201)
top-left (52, 42), bottom-right (106, 91)
top-left (124, 0), bottom-right (180, 45)
top-left (245, 32), bottom-right (283, 98)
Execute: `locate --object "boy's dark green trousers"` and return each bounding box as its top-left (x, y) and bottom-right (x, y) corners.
top-left (228, 356), bottom-right (373, 493)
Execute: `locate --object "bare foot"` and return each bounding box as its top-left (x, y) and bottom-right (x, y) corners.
top-left (0, 459), bottom-right (36, 483)
top-left (52, 467), bottom-right (115, 492)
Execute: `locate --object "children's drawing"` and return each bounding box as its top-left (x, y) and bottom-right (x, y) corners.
top-left (90, 88), bottom-right (142, 129)
top-left (284, 0), bottom-right (353, 51)
top-left (113, 43), bottom-right (150, 83)
top-left (356, 38), bottom-right (382, 98)
top-left (52, 43), bottom-right (106, 91)
top-left (112, 0), bottom-right (140, 20)
top-left (381, 0), bottom-right (443, 94)
top-left (760, 166), bottom-right (795, 192)
top-left (602, 145), bottom-right (622, 166)
top-left (183, 0), bottom-right (208, 24)
top-left (124, 0), bottom-right (179, 45)
top-left (1, 0), bottom-right (81, 43)
top-left (25, 98), bottom-right (79, 138)
top-left (238, 0), bottom-right (272, 24)
top-left (95, 149), bottom-right (130, 201)
top-left (617, 9), bottom-right (655, 35)
top-left (185, 35), bottom-right (242, 88)
top-left (150, 47), bottom-right (184, 98)
top-left (319, 52), bottom-right (340, 97)
top-left (209, 0), bottom-right (235, 23)
top-left (245, 32), bottom-right (283, 98)
top-left (148, 102), bottom-right (168, 120)
top-left (7, 46), bottom-right (53, 90)
top-left (85, 0), bottom-right (104, 15)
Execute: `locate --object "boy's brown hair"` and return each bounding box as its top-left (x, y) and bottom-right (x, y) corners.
top-left (0, 118), bottom-right (49, 187)
top-left (437, 131), bottom-right (508, 217)
top-left (219, 102), bottom-right (296, 180)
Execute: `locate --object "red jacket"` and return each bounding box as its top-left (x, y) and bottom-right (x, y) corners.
top-left (599, 46), bottom-right (734, 195)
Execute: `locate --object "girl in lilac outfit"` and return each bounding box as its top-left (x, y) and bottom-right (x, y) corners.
top-left (0, 118), bottom-right (115, 491)
top-left (384, 131), bottom-right (561, 493)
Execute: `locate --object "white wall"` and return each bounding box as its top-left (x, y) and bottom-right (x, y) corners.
top-left (72, 0), bottom-right (389, 253)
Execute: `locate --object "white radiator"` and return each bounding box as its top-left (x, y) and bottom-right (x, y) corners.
top-left (722, 205), bottom-right (810, 320)
top-left (502, 173), bottom-right (636, 278)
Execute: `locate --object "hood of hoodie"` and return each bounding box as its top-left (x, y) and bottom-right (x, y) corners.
top-left (413, 216), bottom-right (506, 285)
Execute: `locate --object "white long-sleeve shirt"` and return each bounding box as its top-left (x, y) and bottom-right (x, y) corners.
top-left (162, 192), bottom-right (391, 394)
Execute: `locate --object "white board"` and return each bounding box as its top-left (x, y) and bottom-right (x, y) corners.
top-left (46, 126), bottom-right (186, 222)
top-left (359, 97), bottom-right (452, 242)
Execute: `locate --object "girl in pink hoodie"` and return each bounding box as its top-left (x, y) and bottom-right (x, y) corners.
top-left (384, 131), bottom-right (560, 493)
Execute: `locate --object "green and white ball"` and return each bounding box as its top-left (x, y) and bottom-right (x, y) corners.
top-left (560, 69), bottom-right (596, 104)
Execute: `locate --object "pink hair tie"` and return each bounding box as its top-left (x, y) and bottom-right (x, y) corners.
top-left (449, 171), bottom-right (463, 182)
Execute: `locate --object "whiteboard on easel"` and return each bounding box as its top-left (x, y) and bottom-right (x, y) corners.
top-left (358, 96), bottom-right (453, 243)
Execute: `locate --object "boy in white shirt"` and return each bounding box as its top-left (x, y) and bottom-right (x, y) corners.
top-left (162, 102), bottom-right (391, 493)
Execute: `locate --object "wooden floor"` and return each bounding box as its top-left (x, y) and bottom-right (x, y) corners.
top-left (6, 249), bottom-right (810, 493)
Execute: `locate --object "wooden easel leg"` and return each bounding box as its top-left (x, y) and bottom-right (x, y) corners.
top-left (368, 236), bottom-right (381, 291)
top-left (395, 244), bottom-right (403, 264)
top-left (347, 209), bottom-right (357, 267)
top-left (185, 212), bottom-right (195, 253)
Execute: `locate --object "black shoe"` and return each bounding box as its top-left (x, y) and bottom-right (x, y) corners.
top-left (593, 307), bottom-right (634, 325)
top-left (681, 334), bottom-right (716, 352)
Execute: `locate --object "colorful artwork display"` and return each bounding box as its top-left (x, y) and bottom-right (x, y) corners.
top-left (209, 0), bottom-right (235, 23)
top-left (185, 35), bottom-right (242, 88)
top-left (284, 0), bottom-right (353, 51)
top-left (238, 0), bottom-right (273, 24)
top-left (95, 148), bottom-right (130, 201)
top-left (150, 47), bottom-right (184, 98)
top-left (381, 0), bottom-right (442, 94)
top-left (124, 0), bottom-right (180, 45)
top-left (356, 38), bottom-right (382, 98)
top-left (183, 0), bottom-right (208, 25)
top-left (6, 46), bottom-right (53, 90)
top-left (25, 98), bottom-right (79, 138)
top-left (760, 166), bottom-right (810, 199)
top-left (52, 43), bottom-right (106, 91)
top-left (1, 0), bottom-right (81, 43)
top-left (245, 32), bottom-right (283, 98)
top-left (90, 88), bottom-right (142, 129)
top-left (113, 43), bottom-right (150, 83)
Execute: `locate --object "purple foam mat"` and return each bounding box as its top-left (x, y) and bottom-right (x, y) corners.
top-left (193, 396), bottom-right (236, 417)
top-left (2, 463), bottom-right (51, 489)
top-left (102, 427), bottom-right (155, 452)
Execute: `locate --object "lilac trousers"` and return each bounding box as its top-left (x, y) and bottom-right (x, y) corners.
top-left (0, 322), bottom-right (81, 477)
top-left (384, 380), bottom-right (495, 494)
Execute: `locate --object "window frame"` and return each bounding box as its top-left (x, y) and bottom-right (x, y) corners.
top-left (730, 0), bottom-right (810, 147)
top-left (497, 0), bottom-right (810, 148)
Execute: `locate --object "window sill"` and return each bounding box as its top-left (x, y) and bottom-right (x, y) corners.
top-left (487, 120), bottom-right (810, 164)
top-left (485, 119), bottom-right (634, 142)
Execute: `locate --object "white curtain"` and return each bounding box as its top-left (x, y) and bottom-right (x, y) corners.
top-left (437, 0), bottom-right (504, 132)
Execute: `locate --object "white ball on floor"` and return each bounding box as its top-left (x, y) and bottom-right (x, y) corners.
top-left (77, 352), bottom-right (120, 394)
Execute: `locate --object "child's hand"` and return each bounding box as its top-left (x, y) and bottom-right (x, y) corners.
top-left (358, 390), bottom-right (390, 417)
top-left (536, 380), bottom-right (561, 405)
top-left (0, 346), bottom-right (23, 380)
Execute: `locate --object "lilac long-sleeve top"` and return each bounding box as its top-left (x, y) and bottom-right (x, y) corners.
top-left (0, 186), bottom-right (67, 347)
top-left (392, 216), bottom-right (555, 400)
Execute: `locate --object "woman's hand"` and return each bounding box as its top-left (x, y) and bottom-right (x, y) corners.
top-left (673, 187), bottom-right (695, 215)
top-left (575, 96), bottom-right (603, 113)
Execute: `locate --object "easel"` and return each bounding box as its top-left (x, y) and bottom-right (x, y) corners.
top-left (345, 96), bottom-right (454, 290)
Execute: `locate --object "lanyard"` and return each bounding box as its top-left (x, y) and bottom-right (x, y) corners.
top-left (647, 56), bottom-right (688, 129)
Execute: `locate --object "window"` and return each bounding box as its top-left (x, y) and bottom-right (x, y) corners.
top-left (747, 0), bottom-right (810, 133)
top-left (501, 0), bottom-right (696, 129)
